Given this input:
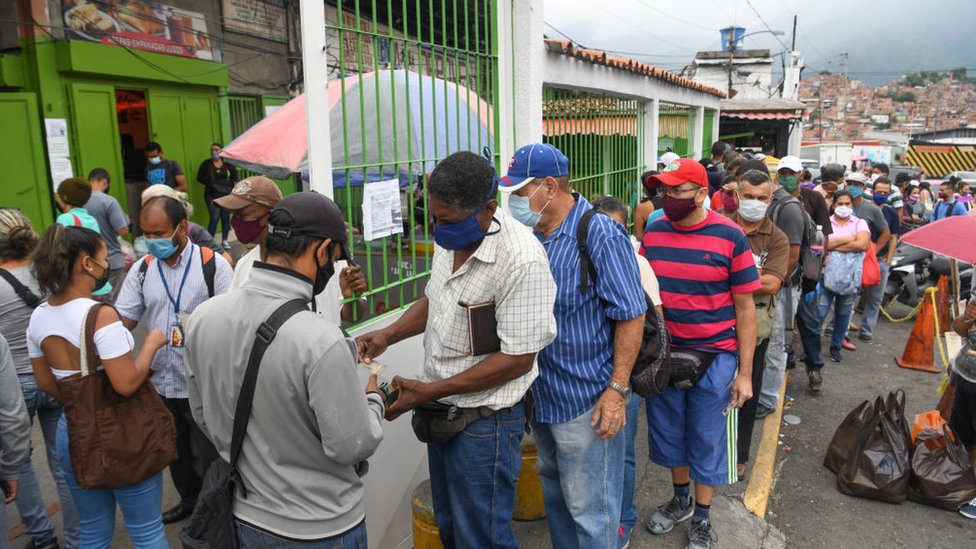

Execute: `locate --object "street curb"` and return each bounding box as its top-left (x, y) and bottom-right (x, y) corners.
top-left (743, 372), bottom-right (788, 519)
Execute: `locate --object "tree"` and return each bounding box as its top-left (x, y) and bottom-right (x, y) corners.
top-left (951, 67), bottom-right (968, 80)
top-left (819, 69), bottom-right (832, 76)
top-left (904, 73), bottom-right (925, 87)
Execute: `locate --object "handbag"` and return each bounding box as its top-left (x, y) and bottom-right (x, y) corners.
top-left (754, 293), bottom-right (777, 342)
top-left (908, 425), bottom-right (976, 510)
top-left (181, 299), bottom-right (309, 549)
top-left (56, 304), bottom-right (177, 490)
top-left (823, 250), bottom-right (864, 296)
top-left (862, 242), bottom-right (881, 287)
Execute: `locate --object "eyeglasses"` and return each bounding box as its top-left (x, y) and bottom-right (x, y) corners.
top-left (661, 185), bottom-right (702, 197)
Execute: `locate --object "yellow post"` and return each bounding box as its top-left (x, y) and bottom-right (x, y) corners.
top-left (513, 439), bottom-right (547, 521)
top-left (411, 480), bottom-right (444, 549)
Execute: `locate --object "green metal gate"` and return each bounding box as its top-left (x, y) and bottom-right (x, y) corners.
top-left (659, 104), bottom-right (691, 157)
top-left (228, 96), bottom-right (262, 139)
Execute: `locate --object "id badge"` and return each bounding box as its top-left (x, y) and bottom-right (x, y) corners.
top-left (170, 323), bottom-right (185, 348)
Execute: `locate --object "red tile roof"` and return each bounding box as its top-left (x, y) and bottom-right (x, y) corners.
top-left (543, 39), bottom-right (726, 98)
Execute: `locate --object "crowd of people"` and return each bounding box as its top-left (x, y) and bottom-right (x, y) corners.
top-left (0, 138), bottom-right (973, 549)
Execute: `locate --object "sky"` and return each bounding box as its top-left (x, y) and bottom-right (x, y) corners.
top-left (541, 0), bottom-right (976, 86)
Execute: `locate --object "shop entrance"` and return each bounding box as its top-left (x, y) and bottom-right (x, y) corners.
top-left (115, 90), bottom-right (149, 184)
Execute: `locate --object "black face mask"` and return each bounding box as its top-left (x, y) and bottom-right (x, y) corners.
top-left (87, 259), bottom-right (111, 293)
top-left (313, 242), bottom-right (337, 296)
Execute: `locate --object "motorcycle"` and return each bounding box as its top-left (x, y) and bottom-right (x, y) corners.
top-left (884, 241), bottom-right (973, 308)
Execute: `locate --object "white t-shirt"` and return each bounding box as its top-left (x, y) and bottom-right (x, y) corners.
top-left (630, 236), bottom-right (662, 306)
top-left (231, 246), bottom-right (345, 326)
top-left (27, 298), bottom-right (134, 379)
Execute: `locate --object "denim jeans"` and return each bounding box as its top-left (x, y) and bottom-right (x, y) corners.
top-left (236, 520), bottom-right (367, 548)
top-left (760, 285), bottom-right (800, 409)
top-left (55, 415), bottom-right (167, 549)
top-left (795, 287), bottom-right (825, 372)
top-left (206, 199), bottom-right (231, 242)
top-left (619, 395), bottom-right (640, 548)
top-left (819, 287), bottom-right (857, 352)
top-left (859, 259), bottom-right (890, 338)
top-left (427, 403), bottom-right (524, 549)
top-left (534, 404), bottom-right (625, 549)
top-left (16, 374), bottom-right (79, 549)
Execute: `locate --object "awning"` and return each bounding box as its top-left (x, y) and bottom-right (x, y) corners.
top-left (722, 110), bottom-right (803, 121)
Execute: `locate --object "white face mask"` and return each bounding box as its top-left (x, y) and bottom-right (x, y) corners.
top-left (834, 206), bottom-right (854, 219)
top-left (870, 173), bottom-right (880, 183)
top-left (737, 199), bottom-right (769, 222)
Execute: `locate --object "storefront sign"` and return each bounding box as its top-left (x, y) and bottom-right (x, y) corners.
top-left (222, 0), bottom-right (287, 42)
top-left (63, 0), bottom-right (216, 60)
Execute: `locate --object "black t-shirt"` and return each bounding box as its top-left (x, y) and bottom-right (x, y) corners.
top-left (878, 205), bottom-right (901, 258)
top-left (197, 160), bottom-right (238, 196)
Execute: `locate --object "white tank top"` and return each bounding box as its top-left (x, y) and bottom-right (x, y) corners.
top-left (27, 298), bottom-right (134, 379)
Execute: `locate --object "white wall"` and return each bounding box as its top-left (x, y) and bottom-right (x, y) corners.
top-left (689, 62), bottom-right (773, 100)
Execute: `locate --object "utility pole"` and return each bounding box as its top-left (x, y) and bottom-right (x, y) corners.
top-left (727, 26), bottom-right (735, 98)
top-left (841, 53), bottom-right (849, 83)
top-left (791, 15), bottom-right (797, 51)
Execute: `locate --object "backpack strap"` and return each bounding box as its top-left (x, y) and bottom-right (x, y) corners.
top-left (0, 269), bottom-right (41, 309)
top-left (229, 298), bottom-right (308, 496)
top-left (137, 255), bottom-right (154, 287)
top-left (576, 209), bottom-right (602, 294)
top-left (199, 246), bottom-right (216, 298)
top-left (71, 214), bottom-right (82, 227)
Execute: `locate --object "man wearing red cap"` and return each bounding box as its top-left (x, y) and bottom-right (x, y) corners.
top-left (640, 158), bottom-right (760, 549)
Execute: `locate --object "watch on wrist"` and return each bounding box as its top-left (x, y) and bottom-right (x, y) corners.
top-left (607, 380), bottom-right (632, 398)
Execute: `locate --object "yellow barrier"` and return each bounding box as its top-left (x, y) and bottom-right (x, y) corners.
top-left (411, 480), bottom-right (444, 549)
top-left (514, 442), bottom-right (546, 521)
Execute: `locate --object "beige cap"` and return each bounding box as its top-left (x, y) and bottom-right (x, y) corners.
top-left (214, 176), bottom-right (283, 210)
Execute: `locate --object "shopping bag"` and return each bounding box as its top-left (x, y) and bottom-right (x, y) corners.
top-left (908, 426), bottom-right (976, 510)
top-left (824, 399), bottom-right (874, 475)
top-left (862, 243), bottom-right (881, 287)
top-left (885, 389), bottom-right (911, 448)
top-left (835, 396), bottom-right (912, 503)
top-left (912, 410), bottom-right (951, 444)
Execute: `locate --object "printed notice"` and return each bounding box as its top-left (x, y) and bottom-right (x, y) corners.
top-left (49, 157), bottom-right (75, 187)
top-left (362, 178), bottom-right (403, 241)
top-left (45, 119), bottom-right (71, 157)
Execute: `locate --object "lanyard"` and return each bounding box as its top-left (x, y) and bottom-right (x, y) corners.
top-left (157, 248), bottom-right (193, 317)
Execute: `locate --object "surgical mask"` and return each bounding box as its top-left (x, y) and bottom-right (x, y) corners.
top-left (85, 258), bottom-right (111, 292)
top-left (231, 213), bottom-right (267, 244)
top-left (509, 183), bottom-right (550, 228)
top-left (909, 193), bottom-right (920, 203)
top-left (848, 186), bottom-right (864, 200)
top-left (834, 206), bottom-right (853, 219)
top-left (662, 195), bottom-right (699, 223)
top-left (211, 151), bottom-right (220, 160)
top-left (872, 193), bottom-right (889, 206)
top-left (737, 199), bottom-right (769, 222)
top-left (778, 175), bottom-right (799, 193)
top-left (148, 156), bottom-right (162, 165)
top-left (145, 227), bottom-right (180, 259)
top-left (313, 242), bottom-right (337, 296)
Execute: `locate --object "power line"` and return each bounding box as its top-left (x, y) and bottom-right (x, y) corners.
top-left (631, 0), bottom-right (717, 31)
top-left (543, 21), bottom-right (584, 47)
top-left (743, 0), bottom-right (790, 52)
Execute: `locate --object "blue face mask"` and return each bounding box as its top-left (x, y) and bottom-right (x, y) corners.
top-left (872, 193), bottom-right (889, 206)
top-left (509, 182), bottom-right (551, 228)
top-left (848, 186), bottom-right (864, 200)
top-left (145, 227), bottom-right (180, 259)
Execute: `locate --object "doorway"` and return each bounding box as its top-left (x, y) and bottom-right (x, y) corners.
top-left (115, 89), bottom-right (148, 234)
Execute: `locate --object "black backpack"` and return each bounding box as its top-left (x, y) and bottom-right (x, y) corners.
top-left (769, 196), bottom-right (822, 291)
top-left (577, 209), bottom-right (670, 397)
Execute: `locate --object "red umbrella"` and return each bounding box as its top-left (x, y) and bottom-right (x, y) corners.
top-left (901, 216), bottom-right (976, 264)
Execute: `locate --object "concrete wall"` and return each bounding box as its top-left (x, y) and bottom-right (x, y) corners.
top-left (690, 61), bottom-right (773, 100)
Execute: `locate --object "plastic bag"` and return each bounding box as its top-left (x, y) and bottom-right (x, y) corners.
top-left (825, 399), bottom-right (873, 475)
top-left (861, 242), bottom-right (881, 287)
top-left (834, 394), bottom-right (912, 503)
top-left (823, 250), bottom-right (864, 296)
top-left (908, 426), bottom-right (976, 510)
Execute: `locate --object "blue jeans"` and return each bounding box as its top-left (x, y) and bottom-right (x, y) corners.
top-left (206, 199), bottom-right (231, 241)
top-left (759, 285), bottom-right (800, 409)
top-left (56, 416), bottom-right (167, 549)
top-left (236, 520), bottom-right (366, 548)
top-left (859, 259), bottom-right (890, 338)
top-left (819, 287), bottom-right (857, 352)
top-left (796, 288), bottom-right (825, 372)
top-left (534, 404), bottom-right (625, 549)
top-left (619, 395), bottom-right (641, 548)
top-left (427, 403), bottom-right (524, 549)
top-left (16, 374), bottom-right (79, 548)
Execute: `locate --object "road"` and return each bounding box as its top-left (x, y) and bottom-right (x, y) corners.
top-left (6, 302), bottom-right (975, 548)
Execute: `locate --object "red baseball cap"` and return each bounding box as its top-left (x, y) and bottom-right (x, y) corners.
top-left (645, 158), bottom-right (708, 189)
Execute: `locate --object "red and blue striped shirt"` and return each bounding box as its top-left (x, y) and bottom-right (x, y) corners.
top-left (641, 210), bottom-right (761, 352)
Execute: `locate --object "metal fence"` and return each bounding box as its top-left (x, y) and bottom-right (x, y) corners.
top-left (328, 0), bottom-right (502, 325)
top-left (658, 104), bottom-right (691, 157)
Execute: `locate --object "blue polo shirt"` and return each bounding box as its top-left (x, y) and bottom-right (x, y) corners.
top-left (533, 194), bottom-right (647, 424)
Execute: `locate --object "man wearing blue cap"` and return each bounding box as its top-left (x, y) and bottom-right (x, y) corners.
top-left (500, 143), bottom-right (646, 549)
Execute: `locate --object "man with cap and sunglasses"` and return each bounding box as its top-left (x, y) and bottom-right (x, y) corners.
top-left (217, 176), bottom-right (367, 325)
top-left (641, 158), bottom-right (760, 549)
top-left (184, 191), bottom-right (385, 548)
top-left (356, 151), bottom-right (556, 549)
top-left (501, 143), bottom-right (646, 549)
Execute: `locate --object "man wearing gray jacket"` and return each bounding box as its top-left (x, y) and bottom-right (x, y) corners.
top-left (184, 192), bottom-right (384, 548)
top-left (1, 334), bottom-right (32, 549)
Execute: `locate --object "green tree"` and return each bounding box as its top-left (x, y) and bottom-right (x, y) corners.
top-left (904, 73), bottom-right (925, 87)
top-left (951, 67), bottom-right (968, 80)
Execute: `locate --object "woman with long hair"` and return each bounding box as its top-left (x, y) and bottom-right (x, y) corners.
top-left (26, 225), bottom-right (169, 548)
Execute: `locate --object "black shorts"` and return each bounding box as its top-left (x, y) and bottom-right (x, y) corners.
top-left (950, 377), bottom-right (976, 450)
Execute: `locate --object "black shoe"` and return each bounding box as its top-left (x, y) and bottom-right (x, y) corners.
top-left (755, 403), bottom-right (775, 419)
top-left (808, 370), bottom-right (823, 394)
top-left (162, 502), bottom-right (194, 524)
top-left (829, 348), bottom-right (843, 362)
top-left (858, 333), bottom-right (872, 342)
top-left (25, 538), bottom-right (60, 549)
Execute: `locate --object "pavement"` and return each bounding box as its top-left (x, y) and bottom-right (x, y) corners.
top-left (6, 301), bottom-right (976, 548)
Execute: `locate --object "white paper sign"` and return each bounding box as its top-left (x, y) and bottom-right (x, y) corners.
top-left (362, 179), bottom-right (403, 241)
top-left (45, 119), bottom-right (71, 157)
top-left (49, 157), bottom-right (75, 187)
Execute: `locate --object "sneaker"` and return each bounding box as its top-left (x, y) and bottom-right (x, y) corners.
top-left (619, 525), bottom-right (631, 549)
top-left (841, 338), bottom-right (857, 351)
top-left (808, 370), bottom-right (823, 394)
top-left (25, 538), bottom-right (60, 549)
top-left (960, 497), bottom-right (976, 519)
top-left (686, 519), bottom-right (718, 549)
top-left (755, 403), bottom-right (775, 419)
top-left (646, 496), bottom-right (694, 535)
top-left (222, 241), bottom-right (233, 251)
top-left (858, 333), bottom-right (872, 342)
top-left (829, 347), bottom-right (843, 362)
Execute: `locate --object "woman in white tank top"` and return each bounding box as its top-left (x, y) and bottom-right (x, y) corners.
top-left (26, 224), bottom-right (170, 549)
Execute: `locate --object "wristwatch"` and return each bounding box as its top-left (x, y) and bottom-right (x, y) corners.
top-left (607, 380), bottom-right (632, 398)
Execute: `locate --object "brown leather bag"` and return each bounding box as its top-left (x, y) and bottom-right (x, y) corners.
top-left (56, 303), bottom-right (177, 490)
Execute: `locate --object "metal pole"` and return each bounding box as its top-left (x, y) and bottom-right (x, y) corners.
top-left (299, 0), bottom-right (334, 197)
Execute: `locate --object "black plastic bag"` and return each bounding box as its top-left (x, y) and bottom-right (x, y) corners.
top-left (908, 426), bottom-right (976, 510)
top-left (835, 395), bottom-right (912, 503)
top-left (824, 399), bottom-right (874, 475)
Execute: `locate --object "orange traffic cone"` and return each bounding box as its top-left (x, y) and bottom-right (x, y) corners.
top-left (895, 288), bottom-right (941, 374)
top-left (935, 275), bottom-right (951, 334)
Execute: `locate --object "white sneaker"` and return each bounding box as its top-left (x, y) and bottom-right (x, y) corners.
top-left (960, 497), bottom-right (976, 519)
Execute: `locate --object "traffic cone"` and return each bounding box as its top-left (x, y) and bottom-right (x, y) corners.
top-left (411, 480), bottom-right (444, 549)
top-left (895, 288), bottom-right (941, 374)
top-left (513, 439), bottom-right (546, 521)
top-left (935, 275), bottom-right (951, 334)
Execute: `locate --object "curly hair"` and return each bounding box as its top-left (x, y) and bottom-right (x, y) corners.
top-left (427, 151), bottom-right (496, 212)
top-left (32, 225), bottom-right (103, 297)
top-left (0, 208), bottom-right (39, 261)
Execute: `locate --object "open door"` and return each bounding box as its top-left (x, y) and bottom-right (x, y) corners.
top-left (67, 83), bottom-right (127, 208)
top-left (0, 93), bottom-right (53, 228)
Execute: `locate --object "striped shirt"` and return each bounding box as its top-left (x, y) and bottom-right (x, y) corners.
top-left (534, 195), bottom-right (647, 424)
top-left (641, 210), bottom-right (761, 352)
top-left (116, 242), bottom-right (233, 399)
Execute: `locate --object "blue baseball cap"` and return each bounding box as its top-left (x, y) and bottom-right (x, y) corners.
top-left (499, 143), bottom-right (569, 192)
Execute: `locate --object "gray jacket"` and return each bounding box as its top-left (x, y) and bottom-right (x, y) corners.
top-left (0, 334), bottom-right (30, 481)
top-left (184, 263), bottom-right (384, 540)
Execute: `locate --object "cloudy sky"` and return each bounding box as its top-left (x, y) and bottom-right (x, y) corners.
top-left (541, 0), bottom-right (976, 86)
